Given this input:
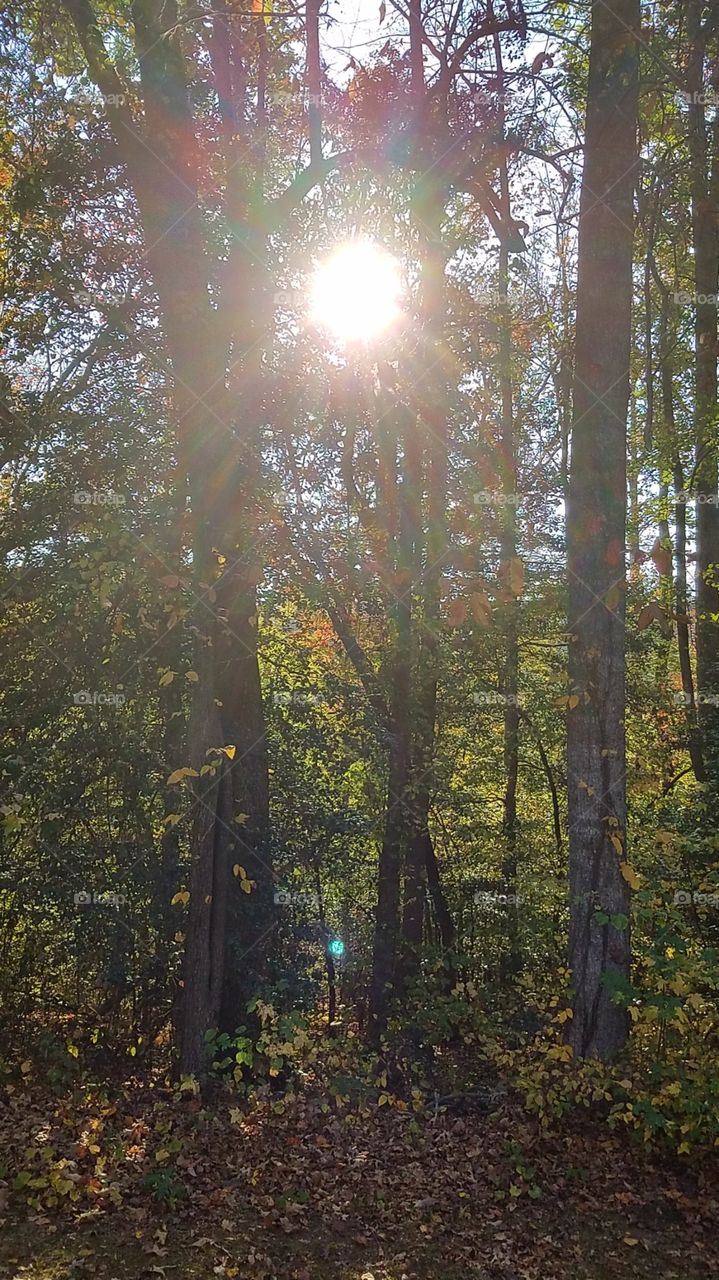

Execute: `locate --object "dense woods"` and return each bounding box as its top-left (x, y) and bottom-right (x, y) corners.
top-left (1, 0), bottom-right (719, 1276)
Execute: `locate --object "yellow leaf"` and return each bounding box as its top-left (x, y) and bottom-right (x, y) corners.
top-left (610, 832), bottom-right (624, 855)
top-left (234, 812), bottom-right (249, 825)
top-left (67, 1044), bottom-right (79, 1058)
top-left (620, 862), bottom-right (640, 890)
top-left (670, 975), bottom-right (688, 995)
top-left (162, 813), bottom-right (181, 827)
top-left (233, 865), bottom-right (247, 879)
top-left (185, 670), bottom-right (199, 682)
top-left (623, 1237), bottom-right (639, 1247)
top-left (171, 890), bottom-right (190, 907)
top-left (155, 1149), bottom-right (170, 1163)
top-left (567, 694), bottom-right (580, 710)
top-left (221, 745), bottom-right (236, 760)
top-left (159, 671), bottom-right (176, 686)
top-left (377, 1092), bottom-right (389, 1106)
top-left (240, 879), bottom-right (253, 894)
top-left (20, 1059), bottom-right (32, 1074)
top-left (167, 767), bottom-right (199, 785)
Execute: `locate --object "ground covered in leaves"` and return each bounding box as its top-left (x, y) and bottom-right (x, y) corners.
top-left (1, 1076), bottom-right (718, 1280)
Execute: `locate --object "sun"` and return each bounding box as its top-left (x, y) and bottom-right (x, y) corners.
top-left (309, 240), bottom-right (402, 343)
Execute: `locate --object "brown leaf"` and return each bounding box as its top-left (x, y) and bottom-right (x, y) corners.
top-left (446, 599), bottom-right (468, 627)
top-left (651, 538), bottom-right (672, 577)
top-left (637, 601), bottom-right (665, 630)
top-left (470, 591), bottom-right (492, 626)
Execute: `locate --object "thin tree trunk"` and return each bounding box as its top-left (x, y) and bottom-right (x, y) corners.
top-left (494, 25), bottom-right (521, 977)
top-left (686, 0), bottom-right (719, 778)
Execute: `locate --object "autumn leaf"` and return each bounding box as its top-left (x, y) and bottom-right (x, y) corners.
top-left (167, 767), bottom-right (199, 784)
top-left (651, 538), bottom-right (672, 577)
top-left (171, 890), bottom-right (190, 906)
top-left (637, 601), bottom-right (665, 630)
top-left (620, 863), bottom-right (640, 890)
top-left (470, 591), bottom-right (492, 625)
top-left (446, 599), bottom-right (468, 627)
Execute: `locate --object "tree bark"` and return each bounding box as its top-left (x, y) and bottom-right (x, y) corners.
top-left (566, 0), bottom-right (639, 1060)
top-left (685, 1), bottom-right (719, 781)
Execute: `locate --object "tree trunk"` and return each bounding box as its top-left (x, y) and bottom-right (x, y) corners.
top-left (566, 0), bottom-right (639, 1060)
top-left (493, 30), bottom-right (521, 977)
top-left (686, 1), bottom-right (719, 781)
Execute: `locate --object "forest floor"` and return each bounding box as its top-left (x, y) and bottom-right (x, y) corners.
top-left (1, 1080), bottom-right (718, 1280)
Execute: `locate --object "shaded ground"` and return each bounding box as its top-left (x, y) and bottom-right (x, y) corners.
top-left (0, 1198), bottom-right (713, 1280)
top-left (1, 1086), bottom-right (717, 1279)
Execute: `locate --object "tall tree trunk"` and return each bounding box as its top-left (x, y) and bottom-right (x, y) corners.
top-left (686, 1), bottom-right (719, 781)
top-left (398, 174), bottom-right (450, 988)
top-left (566, 0), bottom-right (639, 1060)
top-left (657, 284), bottom-right (706, 780)
top-left (493, 26), bottom-right (521, 977)
top-left (60, 0), bottom-right (272, 1077)
top-left (368, 375), bottom-right (420, 1036)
